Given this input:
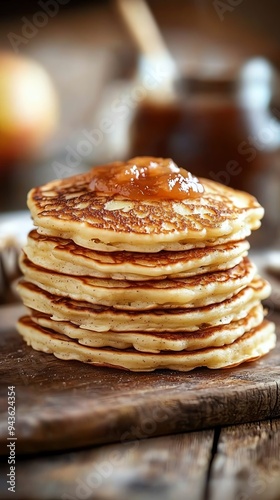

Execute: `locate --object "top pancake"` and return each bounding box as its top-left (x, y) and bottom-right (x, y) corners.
top-left (27, 162), bottom-right (264, 252)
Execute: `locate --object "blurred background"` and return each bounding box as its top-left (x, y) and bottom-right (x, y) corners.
top-left (0, 0), bottom-right (280, 246)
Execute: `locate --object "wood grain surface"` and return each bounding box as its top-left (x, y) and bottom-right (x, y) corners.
top-left (208, 419), bottom-right (280, 500)
top-left (1, 420), bottom-right (279, 500)
top-left (0, 306), bottom-right (279, 455)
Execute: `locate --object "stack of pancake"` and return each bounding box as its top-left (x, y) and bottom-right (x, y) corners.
top-left (17, 158), bottom-right (276, 371)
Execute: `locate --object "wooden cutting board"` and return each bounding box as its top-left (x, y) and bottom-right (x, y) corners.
top-left (0, 305), bottom-right (279, 455)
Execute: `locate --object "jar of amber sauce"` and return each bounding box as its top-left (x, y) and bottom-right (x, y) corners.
top-left (129, 59), bottom-right (280, 246)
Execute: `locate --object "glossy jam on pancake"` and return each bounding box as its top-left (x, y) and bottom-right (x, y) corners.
top-left (89, 157), bottom-right (204, 200)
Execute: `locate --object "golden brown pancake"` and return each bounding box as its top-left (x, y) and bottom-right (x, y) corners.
top-left (24, 230), bottom-right (249, 280)
top-left (27, 170), bottom-right (264, 252)
top-left (30, 304), bottom-right (265, 353)
top-left (17, 277), bottom-right (271, 332)
top-left (17, 316), bottom-right (276, 372)
top-left (19, 254), bottom-right (256, 310)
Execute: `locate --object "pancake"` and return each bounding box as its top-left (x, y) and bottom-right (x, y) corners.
top-left (17, 277), bottom-right (271, 332)
top-left (17, 157), bottom-right (275, 372)
top-left (17, 316), bottom-right (276, 372)
top-left (19, 254), bottom-right (256, 310)
top-left (24, 230), bottom-right (249, 280)
top-left (27, 167), bottom-right (264, 253)
top-left (30, 304), bottom-right (265, 353)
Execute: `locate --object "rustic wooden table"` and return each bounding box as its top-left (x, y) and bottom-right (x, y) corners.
top-left (5, 419), bottom-right (280, 500)
top-left (0, 306), bottom-right (280, 500)
top-left (8, 419), bottom-right (280, 500)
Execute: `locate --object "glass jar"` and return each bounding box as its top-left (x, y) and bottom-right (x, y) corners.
top-left (128, 58), bottom-right (280, 247)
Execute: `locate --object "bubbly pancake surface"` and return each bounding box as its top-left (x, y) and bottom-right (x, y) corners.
top-left (27, 169), bottom-right (264, 252)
